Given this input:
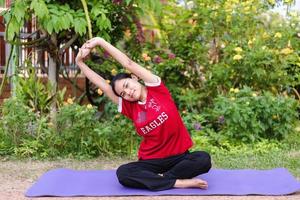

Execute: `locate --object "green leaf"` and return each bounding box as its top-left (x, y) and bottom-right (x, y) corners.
top-left (30, 0), bottom-right (49, 19)
top-left (45, 20), bottom-right (53, 34)
top-left (75, 10), bottom-right (85, 18)
top-left (14, 0), bottom-right (26, 23)
top-left (66, 13), bottom-right (74, 24)
top-left (74, 18), bottom-right (87, 36)
top-left (51, 15), bottom-right (60, 33)
top-left (60, 4), bottom-right (71, 12)
top-left (49, 8), bottom-right (61, 16)
top-left (61, 18), bottom-right (70, 30)
top-left (96, 13), bottom-right (111, 30)
top-left (91, 7), bottom-right (102, 18)
top-left (6, 17), bottom-right (20, 41)
top-left (125, 0), bottom-right (132, 6)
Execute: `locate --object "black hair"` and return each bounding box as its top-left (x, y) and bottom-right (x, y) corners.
top-left (111, 73), bottom-right (132, 97)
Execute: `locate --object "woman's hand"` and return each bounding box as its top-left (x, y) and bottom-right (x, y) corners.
top-left (75, 44), bottom-right (91, 64)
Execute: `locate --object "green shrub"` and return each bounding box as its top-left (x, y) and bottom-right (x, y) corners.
top-left (0, 98), bottom-right (55, 158)
top-left (54, 102), bottom-right (137, 158)
top-left (166, 111), bottom-right (297, 162)
top-left (13, 115), bottom-right (52, 158)
top-left (204, 87), bottom-right (299, 142)
top-left (142, 0), bottom-right (300, 111)
top-left (193, 134), bottom-right (283, 156)
top-left (97, 116), bottom-right (139, 156)
top-left (1, 98), bottom-right (36, 146)
top-left (55, 103), bottom-right (103, 157)
top-left (15, 65), bottom-right (66, 114)
top-left (183, 113), bottom-right (286, 156)
top-left (0, 128), bottom-right (14, 156)
top-left (0, 98), bottom-right (140, 158)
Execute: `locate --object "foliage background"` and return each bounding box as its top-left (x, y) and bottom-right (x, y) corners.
top-left (0, 0), bottom-right (299, 159)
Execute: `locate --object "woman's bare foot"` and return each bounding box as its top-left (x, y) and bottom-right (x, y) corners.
top-left (174, 178), bottom-right (208, 189)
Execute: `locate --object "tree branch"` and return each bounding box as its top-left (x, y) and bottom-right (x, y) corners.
top-left (16, 30), bottom-right (39, 39)
top-left (58, 33), bottom-right (79, 55)
top-left (8, 35), bottom-right (48, 46)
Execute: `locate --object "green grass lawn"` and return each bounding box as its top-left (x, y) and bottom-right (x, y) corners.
top-left (212, 149), bottom-right (300, 178)
top-left (211, 127), bottom-right (300, 178)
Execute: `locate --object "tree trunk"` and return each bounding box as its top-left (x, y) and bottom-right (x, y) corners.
top-left (48, 34), bottom-right (58, 126)
top-left (48, 55), bottom-right (57, 123)
top-left (11, 38), bottom-right (20, 97)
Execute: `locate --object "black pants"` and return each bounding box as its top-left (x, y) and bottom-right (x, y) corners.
top-left (116, 151), bottom-right (211, 191)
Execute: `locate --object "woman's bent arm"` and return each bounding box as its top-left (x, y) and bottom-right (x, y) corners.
top-left (86, 37), bottom-right (159, 84)
top-left (76, 48), bottom-right (118, 104)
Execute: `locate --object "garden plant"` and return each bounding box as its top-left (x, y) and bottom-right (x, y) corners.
top-left (0, 0), bottom-right (299, 177)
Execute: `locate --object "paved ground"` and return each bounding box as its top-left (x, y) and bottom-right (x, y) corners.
top-left (1, 158), bottom-right (299, 200)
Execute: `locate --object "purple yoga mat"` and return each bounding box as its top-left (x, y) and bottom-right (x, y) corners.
top-left (25, 168), bottom-right (300, 197)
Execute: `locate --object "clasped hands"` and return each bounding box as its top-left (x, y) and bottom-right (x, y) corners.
top-left (75, 37), bottom-right (103, 63)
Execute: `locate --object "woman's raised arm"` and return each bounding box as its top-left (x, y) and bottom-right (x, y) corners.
top-left (75, 46), bottom-right (119, 104)
top-left (85, 37), bottom-right (159, 84)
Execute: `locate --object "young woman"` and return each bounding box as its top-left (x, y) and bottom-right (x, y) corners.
top-left (75, 37), bottom-right (211, 191)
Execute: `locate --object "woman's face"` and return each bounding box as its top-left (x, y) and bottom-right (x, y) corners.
top-left (114, 78), bottom-right (143, 102)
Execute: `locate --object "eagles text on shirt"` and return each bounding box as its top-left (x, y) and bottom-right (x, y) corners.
top-left (140, 112), bottom-right (168, 134)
